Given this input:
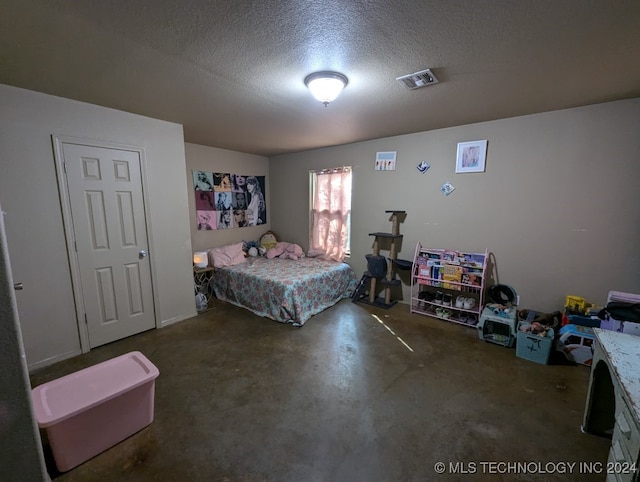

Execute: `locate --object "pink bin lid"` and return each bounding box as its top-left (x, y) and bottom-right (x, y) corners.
top-left (31, 351), bottom-right (159, 428)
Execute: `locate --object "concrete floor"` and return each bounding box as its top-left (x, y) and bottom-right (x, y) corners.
top-left (30, 298), bottom-right (611, 482)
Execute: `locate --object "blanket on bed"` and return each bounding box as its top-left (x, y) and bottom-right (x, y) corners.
top-left (211, 256), bottom-right (357, 326)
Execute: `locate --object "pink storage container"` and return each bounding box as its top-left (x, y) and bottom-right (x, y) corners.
top-left (31, 351), bottom-right (159, 472)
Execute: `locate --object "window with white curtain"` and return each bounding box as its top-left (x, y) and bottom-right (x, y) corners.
top-left (309, 167), bottom-right (352, 262)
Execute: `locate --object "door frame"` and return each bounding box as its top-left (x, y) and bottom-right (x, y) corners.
top-left (52, 135), bottom-right (159, 353)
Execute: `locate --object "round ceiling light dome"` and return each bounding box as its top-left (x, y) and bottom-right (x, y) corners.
top-left (304, 71), bottom-right (348, 106)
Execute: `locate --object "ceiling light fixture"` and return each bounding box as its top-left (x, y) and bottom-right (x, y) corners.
top-left (304, 71), bottom-right (348, 106)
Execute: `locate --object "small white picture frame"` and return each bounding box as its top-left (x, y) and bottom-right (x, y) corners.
top-left (455, 140), bottom-right (487, 173)
top-left (375, 151), bottom-right (397, 171)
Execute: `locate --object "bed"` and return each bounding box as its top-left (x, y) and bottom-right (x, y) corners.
top-left (210, 256), bottom-right (358, 326)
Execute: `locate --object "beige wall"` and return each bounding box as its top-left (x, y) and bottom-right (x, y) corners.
top-left (185, 143), bottom-right (270, 253)
top-left (0, 84), bottom-right (196, 370)
top-left (269, 99), bottom-right (640, 312)
top-left (3, 80), bottom-right (638, 373)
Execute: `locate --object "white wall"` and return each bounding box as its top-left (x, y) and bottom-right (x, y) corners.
top-left (185, 143), bottom-right (270, 252)
top-left (269, 99), bottom-right (640, 312)
top-left (0, 84), bottom-right (196, 370)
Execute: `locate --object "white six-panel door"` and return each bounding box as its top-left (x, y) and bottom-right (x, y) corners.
top-left (61, 142), bottom-right (155, 348)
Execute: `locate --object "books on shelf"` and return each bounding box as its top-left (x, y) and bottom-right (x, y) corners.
top-left (441, 264), bottom-right (462, 290)
top-left (462, 272), bottom-right (482, 287)
top-left (416, 249), bottom-right (484, 266)
top-left (414, 249), bottom-right (483, 289)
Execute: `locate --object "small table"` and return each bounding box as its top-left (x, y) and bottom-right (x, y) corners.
top-left (193, 266), bottom-right (215, 312)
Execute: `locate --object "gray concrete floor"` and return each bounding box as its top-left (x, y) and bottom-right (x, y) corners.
top-left (30, 299), bottom-right (611, 481)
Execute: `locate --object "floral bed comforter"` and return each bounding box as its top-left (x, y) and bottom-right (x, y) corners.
top-left (211, 256), bottom-right (357, 326)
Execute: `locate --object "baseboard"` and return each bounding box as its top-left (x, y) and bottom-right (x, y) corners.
top-left (160, 312), bottom-right (195, 328)
top-left (28, 349), bottom-right (82, 373)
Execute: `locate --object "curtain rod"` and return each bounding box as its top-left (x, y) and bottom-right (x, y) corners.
top-left (309, 166), bottom-right (351, 174)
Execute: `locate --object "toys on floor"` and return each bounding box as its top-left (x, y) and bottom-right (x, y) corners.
top-left (563, 291), bottom-right (640, 335)
top-left (555, 324), bottom-right (595, 366)
top-left (518, 319), bottom-right (552, 338)
top-left (561, 294), bottom-right (603, 330)
top-left (565, 295), bottom-right (587, 314)
top-left (519, 309), bottom-right (562, 332)
top-left (424, 285), bottom-right (638, 365)
top-left (564, 295), bottom-right (601, 317)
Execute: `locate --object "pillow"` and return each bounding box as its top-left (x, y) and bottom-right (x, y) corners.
top-left (208, 242), bottom-right (246, 269)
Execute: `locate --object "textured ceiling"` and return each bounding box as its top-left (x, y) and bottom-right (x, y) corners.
top-left (1, 0), bottom-right (639, 157)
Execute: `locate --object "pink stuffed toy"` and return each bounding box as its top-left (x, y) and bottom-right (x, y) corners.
top-left (266, 242), bottom-right (304, 260)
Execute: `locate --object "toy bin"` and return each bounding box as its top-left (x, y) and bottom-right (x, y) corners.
top-left (31, 351), bottom-right (159, 472)
top-left (516, 328), bottom-right (555, 365)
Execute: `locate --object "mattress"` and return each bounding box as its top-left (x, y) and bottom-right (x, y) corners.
top-left (211, 256), bottom-right (357, 326)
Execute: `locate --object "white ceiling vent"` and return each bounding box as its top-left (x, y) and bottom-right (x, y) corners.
top-left (396, 69), bottom-right (439, 90)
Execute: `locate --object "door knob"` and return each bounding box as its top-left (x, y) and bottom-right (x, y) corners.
top-left (14, 282), bottom-right (23, 290)
top-left (139, 250), bottom-right (148, 259)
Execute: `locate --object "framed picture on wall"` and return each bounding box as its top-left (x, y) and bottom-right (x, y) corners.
top-left (375, 151), bottom-right (397, 171)
top-left (455, 140), bottom-right (487, 173)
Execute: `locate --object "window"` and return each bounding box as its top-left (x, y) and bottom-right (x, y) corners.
top-left (566, 335), bottom-right (581, 346)
top-left (309, 167), bottom-right (352, 262)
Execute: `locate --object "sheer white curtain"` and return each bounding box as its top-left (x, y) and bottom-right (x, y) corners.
top-left (309, 167), bottom-right (352, 262)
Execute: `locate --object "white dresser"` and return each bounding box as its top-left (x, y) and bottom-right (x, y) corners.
top-left (583, 329), bottom-right (640, 482)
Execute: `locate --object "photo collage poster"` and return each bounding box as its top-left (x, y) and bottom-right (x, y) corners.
top-left (193, 171), bottom-right (266, 230)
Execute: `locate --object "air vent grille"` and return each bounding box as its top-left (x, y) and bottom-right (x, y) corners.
top-left (396, 69), bottom-right (439, 90)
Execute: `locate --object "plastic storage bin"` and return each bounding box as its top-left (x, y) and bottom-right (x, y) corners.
top-left (516, 328), bottom-right (555, 364)
top-left (31, 351), bottom-right (159, 472)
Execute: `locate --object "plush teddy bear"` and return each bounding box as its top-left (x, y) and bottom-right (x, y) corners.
top-left (266, 242), bottom-right (305, 260)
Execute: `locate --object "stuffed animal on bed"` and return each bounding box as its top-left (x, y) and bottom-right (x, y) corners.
top-left (260, 231), bottom-right (278, 252)
top-left (243, 240), bottom-right (260, 257)
top-left (266, 242), bottom-right (304, 260)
